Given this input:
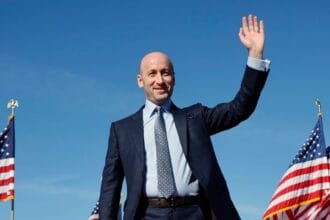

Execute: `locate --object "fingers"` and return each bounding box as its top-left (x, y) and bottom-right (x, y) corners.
top-left (259, 20), bottom-right (264, 34)
top-left (242, 16), bottom-right (248, 34)
top-left (238, 27), bottom-right (244, 39)
top-left (248, 14), bottom-right (254, 31)
top-left (241, 14), bottom-right (263, 33)
top-left (253, 15), bottom-right (259, 32)
top-left (238, 27), bottom-right (247, 45)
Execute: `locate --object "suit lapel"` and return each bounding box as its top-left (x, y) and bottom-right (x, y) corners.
top-left (129, 108), bottom-right (145, 173)
top-left (171, 105), bottom-right (188, 157)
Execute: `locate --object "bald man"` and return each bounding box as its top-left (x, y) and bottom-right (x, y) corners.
top-left (99, 15), bottom-right (270, 220)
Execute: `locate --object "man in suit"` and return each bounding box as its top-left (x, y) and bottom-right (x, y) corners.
top-left (99, 14), bottom-right (270, 220)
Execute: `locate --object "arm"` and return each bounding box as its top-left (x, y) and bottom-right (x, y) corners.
top-left (203, 15), bottom-right (269, 134)
top-left (203, 66), bottom-right (269, 135)
top-left (99, 123), bottom-right (124, 220)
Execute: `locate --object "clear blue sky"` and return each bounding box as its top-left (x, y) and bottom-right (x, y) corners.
top-left (1, 1), bottom-right (330, 219)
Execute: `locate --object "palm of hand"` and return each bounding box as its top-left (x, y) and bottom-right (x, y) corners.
top-left (239, 15), bottom-right (265, 59)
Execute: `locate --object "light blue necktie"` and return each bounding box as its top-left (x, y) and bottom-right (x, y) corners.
top-left (154, 107), bottom-right (175, 198)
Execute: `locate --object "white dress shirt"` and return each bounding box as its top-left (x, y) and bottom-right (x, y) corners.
top-left (143, 99), bottom-right (199, 197)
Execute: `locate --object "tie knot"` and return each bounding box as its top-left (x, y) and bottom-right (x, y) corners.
top-left (155, 107), bottom-right (164, 115)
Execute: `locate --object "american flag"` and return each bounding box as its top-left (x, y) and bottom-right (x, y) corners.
top-left (263, 116), bottom-right (330, 220)
top-left (88, 201), bottom-right (100, 220)
top-left (88, 200), bottom-right (122, 220)
top-left (304, 147), bottom-right (330, 220)
top-left (0, 115), bottom-right (15, 202)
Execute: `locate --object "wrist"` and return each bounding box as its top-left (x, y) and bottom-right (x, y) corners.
top-left (248, 49), bottom-right (263, 59)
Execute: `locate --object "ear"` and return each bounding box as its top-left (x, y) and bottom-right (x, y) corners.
top-left (137, 73), bottom-right (144, 88)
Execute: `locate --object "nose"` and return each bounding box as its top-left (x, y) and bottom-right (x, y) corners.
top-left (155, 73), bottom-right (164, 84)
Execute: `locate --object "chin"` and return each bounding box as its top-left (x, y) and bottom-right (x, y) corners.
top-left (154, 97), bottom-right (169, 105)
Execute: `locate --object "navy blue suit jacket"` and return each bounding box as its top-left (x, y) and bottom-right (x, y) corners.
top-left (99, 66), bottom-right (269, 220)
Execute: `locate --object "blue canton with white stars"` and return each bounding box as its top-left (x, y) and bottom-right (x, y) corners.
top-left (0, 118), bottom-right (15, 160)
top-left (290, 117), bottom-right (326, 166)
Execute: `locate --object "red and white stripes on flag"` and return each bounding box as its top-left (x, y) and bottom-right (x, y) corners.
top-left (263, 117), bottom-right (330, 220)
top-left (0, 158), bottom-right (15, 201)
top-left (305, 190), bottom-right (330, 220)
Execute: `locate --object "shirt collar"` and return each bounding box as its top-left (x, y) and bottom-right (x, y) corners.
top-left (144, 99), bottom-right (172, 118)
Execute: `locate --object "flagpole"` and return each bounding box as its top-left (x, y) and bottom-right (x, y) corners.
top-left (7, 99), bottom-right (19, 220)
top-left (10, 200), bottom-right (14, 220)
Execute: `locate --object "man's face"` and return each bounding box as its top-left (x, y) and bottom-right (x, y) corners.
top-left (137, 52), bottom-right (175, 106)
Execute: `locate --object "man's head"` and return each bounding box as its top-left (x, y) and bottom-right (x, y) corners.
top-left (137, 51), bottom-right (175, 106)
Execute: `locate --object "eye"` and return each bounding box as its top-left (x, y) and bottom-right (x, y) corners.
top-left (161, 69), bottom-right (172, 76)
top-left (148, 71), bottom-right (156, 77)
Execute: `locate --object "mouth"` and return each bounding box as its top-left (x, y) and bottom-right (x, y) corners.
top-left (154, 87), bottom-right (168, 93)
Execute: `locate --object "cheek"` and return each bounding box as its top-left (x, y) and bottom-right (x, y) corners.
top-left (138, 77), bottom-right (153, 88)
top-left (166, 78), bottom-right (175, 87)
top-left (143, 80), bottom-right (155, 91)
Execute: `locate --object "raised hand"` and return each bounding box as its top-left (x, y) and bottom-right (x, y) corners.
top-left (239, 14), bottom-right (265, 59)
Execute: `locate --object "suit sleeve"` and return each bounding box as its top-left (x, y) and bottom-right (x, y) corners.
top-left (203, 66), bottom-right (269, 135)
top-left (99, 123), bottom-right (124, 220)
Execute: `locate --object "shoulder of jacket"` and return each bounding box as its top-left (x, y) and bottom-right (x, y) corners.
top-left (182, 103), bottom-right (203, 112)
top-left (111, 107), bottom-right (143, 127)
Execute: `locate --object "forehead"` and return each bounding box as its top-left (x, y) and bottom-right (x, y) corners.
top-left (140, 53), bottom-right (172, 72)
